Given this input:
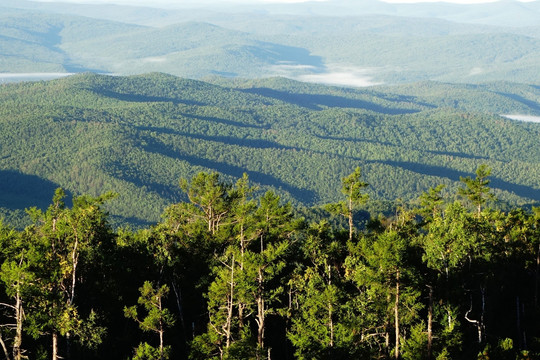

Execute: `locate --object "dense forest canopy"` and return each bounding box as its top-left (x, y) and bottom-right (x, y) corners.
top-left (0, 167), bottom-right (539, 359)
top-left (0, 73), bottom-right (539, 227)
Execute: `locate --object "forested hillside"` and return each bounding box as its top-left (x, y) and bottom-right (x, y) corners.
top-left (0, 73), bottom-right (539, 227)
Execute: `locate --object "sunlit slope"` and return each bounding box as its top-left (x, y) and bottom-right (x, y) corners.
top-left (1, 73), bottom-right (539, 226)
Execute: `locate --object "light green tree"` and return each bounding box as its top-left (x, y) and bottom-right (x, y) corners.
top-left (458, 164), bottom-right (494, 216)
top-left (125, 281), bottom-right (176, 360)
top-left (346, 210), bottom-right (421, 360)
top-left (288, 220), bottom-right (350, 359)
top-left (326, 167), bottom-right (369, 241)
top-left (0, 221), bottom-right (33, 360)
top-left (180, 172), bottom-right (236, 236)
top-left (24, 189), bottom-right (111, 360)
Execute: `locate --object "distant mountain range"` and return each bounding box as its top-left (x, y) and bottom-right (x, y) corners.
top-left (1, 0), bottom-right (540, 85)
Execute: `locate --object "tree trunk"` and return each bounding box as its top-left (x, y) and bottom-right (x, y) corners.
top-left (328, 264), bottom-right (334, 348)
top-left (13, 289), bottom-right (23, 360)
top-left (394, 269), bottom-right (400, 360)
top-left (480, 287), bottom-right (486, 344)
top-left (52, 332), bottom-right (58, 360)
top-left (329, 301), bottom-right (334, 348)
top-left (534, 243), bottom-right (540, 309)
top-left (0, 334), bottom-right (11, 360)
top-left (427, 286), bottom-right (433, 360)
top-left (385, 292), bottom-right (391, 352)
top-left (464, 294), bottom-right (482, 344)
top-left (256, 267), bottom-right (265, 357)
top-left (348, 197), bottom-right (354, 241)
top-left (238, 224), bottom-right (246, 331)
top-left (159, 328), bottom-right (164, 360)
top-left (159, 294), bottom-right (164, 359)
top-left (225, 254), bottom-right (235, 349)
top-left (172, 281), bottom-right (186, 338)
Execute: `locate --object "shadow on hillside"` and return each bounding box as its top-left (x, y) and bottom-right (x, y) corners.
top-left (423, 149), bottom-right (489, 161)
top-left (99, 90), bottom-right (204, 106)
top-left (495, 91), bottom-right (540, 113)
top-left (256, 43), bottom-right (325, 68)
top-left (141, 138), bottom-right (315, 202)
top-left (378, 161), bottom-right (540, 201)
top-left (315, 134), bottom-right (489, 161)
top-left (179, 113), bottom-right (268, 129)
top-left (0, 170), bottom-right (68, 210)
top-left (137, 126), bottom-right (297, 151)
top-left (240, 87), bottom-right (421, 114)
top-left (314, 134), bottom-right (394, 147)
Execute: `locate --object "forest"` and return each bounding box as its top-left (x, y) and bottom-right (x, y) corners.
top-left (0, 165), bottom-right (539, 360)
top-left (1, 73), bottom-right (540, 229)
top-left (2, 3), bottom-right (540, 360)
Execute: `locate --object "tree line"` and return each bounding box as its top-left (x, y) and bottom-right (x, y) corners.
top-left (0, 165), bottom-right (539, 360)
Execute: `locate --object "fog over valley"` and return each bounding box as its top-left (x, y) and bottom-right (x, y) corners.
top-left (502, 114), bottom-right (540, 123)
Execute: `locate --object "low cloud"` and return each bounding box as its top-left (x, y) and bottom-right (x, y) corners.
top-left (468, 67), bottom-right (484, 76)
top-left (142, 56), bottom-right (168, 63)
top-left (270, 63), bottom-right (382, 87)
top-left (298, 70), bottom-right (381, 87)
top-left (502, 114), bottom-right (540, 123)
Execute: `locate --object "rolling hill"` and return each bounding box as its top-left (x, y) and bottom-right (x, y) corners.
top-left (1, 1), bottom-right (540, 85)
top-left (1, 73), bottom-right (539, 227)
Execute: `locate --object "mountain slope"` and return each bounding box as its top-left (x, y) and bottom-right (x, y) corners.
top-left (0, 73), bottom-right (539, 226)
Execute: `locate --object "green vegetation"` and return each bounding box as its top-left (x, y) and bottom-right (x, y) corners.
top-left (1, 73), bottom-right (539, 227)
top-left (0, 168), bottom-right (539, 359)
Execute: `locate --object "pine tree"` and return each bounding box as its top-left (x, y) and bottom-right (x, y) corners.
top-left (125, 281), bottom-right (176, 360)
top-left (325, 167), bottom-right (369, 241)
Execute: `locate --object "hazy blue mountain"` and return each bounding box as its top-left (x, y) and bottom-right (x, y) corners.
top-left (11, 0), bottom-right (538, 27)
top-left (1, 0), bottom-right (540, 85)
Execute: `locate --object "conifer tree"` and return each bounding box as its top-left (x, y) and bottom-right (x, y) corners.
top-left (326, 167), bottom-right (369, 241)
top-left (125, 281), bottom-right (175, 360)
top-left (459, 164), bottom-right (494, 215)
top-left (23, 189), bottom-right (111, 360)
top-left (288, 220), bottom-right (349, 359)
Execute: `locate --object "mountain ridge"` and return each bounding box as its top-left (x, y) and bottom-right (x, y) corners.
top-left (1, 73), bottom-right (539, 227)
top-left (2, 0), bottom-right (540, 85)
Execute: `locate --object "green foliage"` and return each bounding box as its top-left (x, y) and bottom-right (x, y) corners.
top-left (1, 170), bottom-right (540, 359)
top-left (1, 74), bottom-right (540, 228)
top-left (459, 164), bottom-right (495, 214)
top-left (124, 281), bottom-right (175, 359)
top-left (132, 342), bottom-right (171, 360)
top-left (401, 322), bottom-right (428, 360)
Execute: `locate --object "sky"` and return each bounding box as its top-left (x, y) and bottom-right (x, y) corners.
top-left (33, 0), bottom-right (537, 4)
top-left (382, 0), bottom-right (535, 2)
